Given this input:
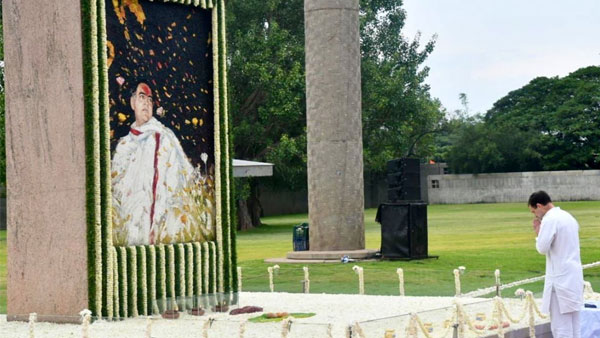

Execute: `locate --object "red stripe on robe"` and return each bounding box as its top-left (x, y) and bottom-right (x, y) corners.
top-left (149, 132), bottom-right (161, 244)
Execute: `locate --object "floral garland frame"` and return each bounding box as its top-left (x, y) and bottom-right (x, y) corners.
top-left (81, 0), bottom-right (236, 318)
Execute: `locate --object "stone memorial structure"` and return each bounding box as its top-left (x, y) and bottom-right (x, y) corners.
top-left (4, 0), bottom-right (236, 322)
top-left (301, 0), bottom-right (367, 256)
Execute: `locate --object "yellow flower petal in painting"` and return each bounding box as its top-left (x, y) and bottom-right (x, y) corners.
top-left (107, 41), bottom-right (115, 68)
top-left (180, 214), bottom-right (187, 224)
top-left (126, 0), bottom-right (146, 26)
top-left (199, 118), bottom-right (204, 126)
top-left (112, 0), bottom-right (126, 24)
top-left (192, 118), bottom-right (198, 126)
top-left (117, 112), bottom-right (127, 122)
top-left (185, 119), bottom-right (191, 125)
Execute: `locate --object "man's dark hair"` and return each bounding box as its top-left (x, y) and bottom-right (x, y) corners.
top-left (129, 79), bottom-right (152, 97)
top-left (528, 191), bottom-right (552, 208)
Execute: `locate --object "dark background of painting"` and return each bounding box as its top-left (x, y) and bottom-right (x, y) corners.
top-left (106, 0), bottom-right (214, 170)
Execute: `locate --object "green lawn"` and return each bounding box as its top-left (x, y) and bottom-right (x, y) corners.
top-left (1, 201), bottom-right (599, 314)
top-left (237, 201), bottom-right (600, 298)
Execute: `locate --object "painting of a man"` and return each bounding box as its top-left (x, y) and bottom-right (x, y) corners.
top-left (106, 0), bottom-right (216, 246)
top-left (112, 80), bottom-right (213, 246)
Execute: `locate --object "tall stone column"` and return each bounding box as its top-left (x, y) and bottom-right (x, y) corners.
top-left (304, 0), bottom-right (364, 251)
top-left (4, 0), bottom-right (89, 322)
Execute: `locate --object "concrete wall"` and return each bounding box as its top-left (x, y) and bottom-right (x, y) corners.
top-left (428, 170), bottom-right (600, 204)
top-left (260, 163), bottom-right (443, 216)
top-left (260, 179), bottom-right (386, 216)
top-left (420, 163), bottom-right (447, 202)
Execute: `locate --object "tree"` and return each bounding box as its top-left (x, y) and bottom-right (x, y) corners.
top-left (360, 1), bottom-right (443, 174)
top-left (227, 0), bottom-right (443, 229)
top-left (446, 66), bottom-right (600, 173)
top-left (227, 0), bottom-right (307, 230)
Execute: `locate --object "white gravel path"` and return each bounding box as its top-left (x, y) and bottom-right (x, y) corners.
top-left (0, 292), bottom-right (548, 338)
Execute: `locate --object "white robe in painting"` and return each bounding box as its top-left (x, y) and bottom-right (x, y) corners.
top-left (536, 207), bottom-right (584, 314)
top-left (111, 117), bottom-right (211, 246)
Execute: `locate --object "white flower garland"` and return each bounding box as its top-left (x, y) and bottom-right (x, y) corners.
top-left (303, 266), bottom-right (310, 293)
top-left (106, 247), bottom-right (114, 319)
top-left (28, 313), bottom-right (36, 338)
top-left (112, 247), bottom-right (120, 319)
top-left (139, 246), bottom-right (147, 316)
top-left (528, 292), bottom-right (536, 337)
top-left (449, 291), bottom-right (550, 338)
top-left (453, 269), bottom-right (461, 296)
top-left (87, 0), bottom-right (103, 317)
top-left (268, 265), bottom-right (280, 292)
top-left (194, 243), bottom-right (203, 296)
top-left (237, 267), bottom-right (243, 292)
top-left (281, 318), bottom-right (292, 338)
top-left (167, 245), bottom-right (177, 311)
top-left (453, 299), bottom-right (487, 336)
top-left (352, 266), bottom-right (364, 295)
top-left (178, 244), bottom-right (186, 310)
top-left (203, 242), bottom-right (210, 294)
top-left (219, 0), bottom-right (233, 290)
top-left (515, 288), bottom-right (525, 300)
top-left (119, 246), bottom-right (128, 317)
top-left (210, 242), bottom-right (218, 293)
top-left (186, 243), bottom-right (194, 309)
top-left (211, 0), bottom-right (225, 296)
top-left (149, 246), bottom-right (158, 315)
top-left (352, 322), bottom-right (366, 338)
top-left (202, 318), bottom-right (214, 338)
top-left (80, 309), bottom-right (92, 338)
top-left (158, 245), bottom-right (167, 312)
top-left (584, 281), bottom-right (600, 300)
top-left (129, 247), bottom-right (139, 317)
top-left (494, 269), bottom-right (501, 297)
top-left (396, 268), bottom-right (404, 296)
top-left (462, 260), bottom-right (600, 298)
top-left (407, 312), bottom-right (436, 338)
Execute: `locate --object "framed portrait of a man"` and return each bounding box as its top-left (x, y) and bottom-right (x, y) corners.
top-left (80, 0), bottom-right (234, 318)
top-left (106, 1), bottom-right (216, 246)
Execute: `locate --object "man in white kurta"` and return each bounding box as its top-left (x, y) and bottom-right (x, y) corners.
top-left (529, 190), bottom-right (583, 338)
top-left (112, 81), bottom-right (213, 246)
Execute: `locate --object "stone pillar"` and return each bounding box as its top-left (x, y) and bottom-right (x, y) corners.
top-left (304, 0), bottom-right (364, 251)
top-left (4, 0), bottom-right (89, 322)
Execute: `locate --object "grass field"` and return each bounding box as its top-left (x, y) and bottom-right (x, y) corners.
top-left (237, 201), bottom-right (600, 298)
top-left (1, 201), bottom-right (599, 314)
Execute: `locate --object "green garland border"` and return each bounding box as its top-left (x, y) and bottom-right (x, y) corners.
top-left (81, 0), bottom-right (236, 318)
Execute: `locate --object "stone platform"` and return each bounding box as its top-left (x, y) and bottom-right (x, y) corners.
top-left (264, 249), bottom-right (378, 264)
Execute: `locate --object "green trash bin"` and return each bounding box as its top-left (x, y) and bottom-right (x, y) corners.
top-left (293, 223), bottom-right (309, 251)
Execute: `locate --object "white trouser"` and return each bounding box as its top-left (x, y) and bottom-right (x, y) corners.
top-left (550, 289), bottom-right (580, 338)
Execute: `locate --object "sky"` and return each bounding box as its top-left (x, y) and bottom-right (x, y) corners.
top-left (402, 0), bottom-right (600, 115)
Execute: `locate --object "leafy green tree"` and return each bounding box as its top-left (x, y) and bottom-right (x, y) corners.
top-left (227, 0), bottom-right (443, 229)
top-left (360, 1), bottom-right (443, 173)
top-left (446, 66), bottom-right (600, 173)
